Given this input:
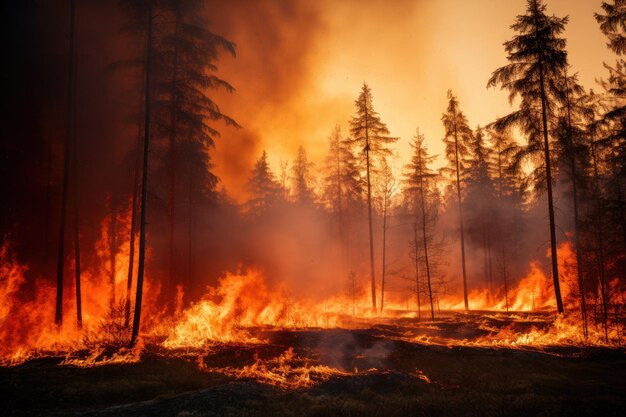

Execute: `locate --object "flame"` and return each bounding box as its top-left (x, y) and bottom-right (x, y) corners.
top-left (440, 241), bottom-right (577, 312)
top-left (1, 225), bottom-right (624, 372)
top-left (0, 197), bottom-right (162, 366)
top-left (163, 270), bottom-right (344, 347)
top-left (200, 347), bottom-right (351, 389)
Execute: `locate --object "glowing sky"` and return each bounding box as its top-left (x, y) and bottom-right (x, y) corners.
top-left (211, 0), bottom-right (614, 198)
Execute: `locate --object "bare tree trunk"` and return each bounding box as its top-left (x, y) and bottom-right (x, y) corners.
top-left (591, 141), bottom-right (610, 343)
top-left (482, 211), bottom-right (490, 295)
top-left (110, 203), bottom-right (117, 305)
top-left (502, 248), bottom-right (509, 312)
top-left (563, 74), bottom-right (588, 338)
top-left (336, 142), bottom-right (343, 247)
top-left (131, 0), bottom-right (153, 347)
top-left (72, 101), bottom-right (81, 328)
top-left (496, 148), bottom-right (509, 312)
top-left (452, 108), bottom-right (469, 310)
top-left (55, 0), bottom-right (76, 326)
top-left (419, 189), bottom-right (435, 320)
top-left (364, 105), bottom-right (376, 310)
top-left (167, 7), bottom-right (181, 308)
top-left (380, 192), bottom-right (388, 315)
top-left (187, 171), bottom-right (193, 299)
top-left (70, 0), bottom-right (81, 328)
top-left (125, 114), bottom-right (143, 327)
top-left (487, 226), bottom-right (493, 291)
top-left (413, 222), bottom-right (421, 319)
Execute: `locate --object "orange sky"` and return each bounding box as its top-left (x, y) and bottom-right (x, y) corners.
top-left (211, 0), bottom-right (614, 199)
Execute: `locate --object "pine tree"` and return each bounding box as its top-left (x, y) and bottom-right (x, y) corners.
top-left (404, 130), bottom-right (438, 320)
top-left (247, 151), bottom-right (281, 214)
top-left (378, 158), bottom-right (395, 314)
top-left (291, 146), bottom-right (315, 205)
top-left (465, 126), bottom-right (496, 292)
top-left (441, 90), bottom-right (473, 310)
top-left (554, 71), bottom-right (591, 336)
top-left (488, 127), bottom-right (523, 311)
top-left (596, 0), bottom-right (626, 253)
top-left (596, 0), bottom-right (626, 55)
top-left (488, 0), bottom-right (569, 313)
top-left (131, 0), bottom-right (154, 347)
top-left (323, 126), bottom-right (364, 267)
top-left (348, 83), bottom-right (398, 310)
top-left (153, 0), bottom-right (238, 303)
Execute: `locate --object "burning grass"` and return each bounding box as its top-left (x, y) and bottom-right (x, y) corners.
top-left (2, 325), bottom-right (625, 417)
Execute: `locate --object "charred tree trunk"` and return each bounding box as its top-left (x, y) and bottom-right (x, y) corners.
top-left (125, 117), bottom-right (142, 327)
top-left (167, 7), bottom-right (181, 307)
top-left (70, 0), bottom-right (81, 328)
top-left (496, 148), bottom-right (509, 311)
top-left (380, 191), bottom-right (388, 314)
top-left (109, 203), bottom-right (117, 306)
top-left (125, 58), bottom-right (146, 327)
top-left (131, 0), bottom-right (153, 347)
top-left (563, 76), bottom-right (588, 337)
top-left (452, 108), bottom-right (469, 310)
top-left (502, 247), bottom-right (509, 312)
top-left (413, 222), bottom-right (421, 318)
top-left (187, 171), bottom-right (193, 298)
top-left (481, 210), bottom-right (490, 294)
top-left (364, 104), bottom-right (376, 310)
top-left (55, 0), bottom-right (76, 326)
top-left (419, 187), bottom-right (435, 320)
top-left (591, 140), bottom-right (610, 343)
top-left (72, 104), bottom-right (81, 327)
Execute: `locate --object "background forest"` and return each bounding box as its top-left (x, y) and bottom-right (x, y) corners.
top-left (1, 0), bottom-right (625, 347)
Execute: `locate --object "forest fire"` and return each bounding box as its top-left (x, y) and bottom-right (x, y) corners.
top-left (2, 0), bottom-right (626, 415)
top-left (1, 230), bottom-right (621, 370)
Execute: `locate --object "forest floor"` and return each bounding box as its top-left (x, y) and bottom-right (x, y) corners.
top-left (2, 311), bottom-right (626, 417)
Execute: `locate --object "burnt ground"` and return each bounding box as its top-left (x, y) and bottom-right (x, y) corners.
top-left (1, 313), bottom-right (625, 417)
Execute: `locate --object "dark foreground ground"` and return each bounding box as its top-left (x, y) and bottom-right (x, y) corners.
top-left (2, 313), bottom-right (626, 417)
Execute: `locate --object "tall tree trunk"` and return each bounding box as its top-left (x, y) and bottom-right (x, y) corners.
top-left (187, 171), bottom-right (193, 299)
top-left (364, 104), bottom-right (376, 310)
top-left (563, 76), bottom-right (588, 337)
top-left (125, 114), bottom-right (143, 327)
top-left (496, 148), bottom-right (509, 311)
top-left (55, 0), bottom-right (76, 326)
top-left (168, 8), bottom-right (181, 307)
top-left (70, 0), bottom-right (81, 328)
top-left (591, 141), bottom-right (610, 342)
top-left (482, 211), bottom-right (490, 294)
top-left (380, 192), bottom-right (388, 314)
top-left (502, 247), bottom-right (509, 312)
top-left (413, 222), bottom-right (421, 318)
top-left (131, 0), bottom-right (153, 347)
top-left (109, 203), bottom-right (117, 305)
top-left (72, 101), bottom-right (81, 327)
top-left (487, 226), bottom-right (493, 291)
top-left (536, 14), bottom-right (564, 314)
top-left (419, 186), bottom-right (435, 320)
top-left (452, 108), bottom-right (469, 310)
top-left (336, 144), bottom-right (344, 252)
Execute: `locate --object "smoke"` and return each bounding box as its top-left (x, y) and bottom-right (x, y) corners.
top-left (313, 331), bottom-right (393, 371)
top-left (202, 0), bottom-right (325, 198)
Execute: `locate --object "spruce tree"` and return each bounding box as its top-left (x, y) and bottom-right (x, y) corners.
top-left (404, 130), bottom-right (439, 319)
top-left (488, 0), bottom-right (569, 313)
top-left (247, 151), bottom-right (281, 214)
top-left (441, 90), bottom-right (473, 310)
top-left (348, 83), bottom-right (398, 309)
